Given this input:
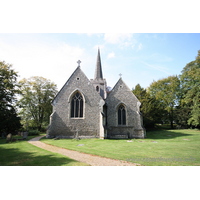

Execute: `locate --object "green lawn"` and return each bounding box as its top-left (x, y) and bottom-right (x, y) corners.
top-left (41, 129), bottom-right (200, 166)
top-left (0, 135), bottom-right (89, 166)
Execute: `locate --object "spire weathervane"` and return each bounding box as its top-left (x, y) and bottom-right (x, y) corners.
top-left (77, 60), bottom-right (81, 67)
top-left (119, 73), bottom-right (122, 78)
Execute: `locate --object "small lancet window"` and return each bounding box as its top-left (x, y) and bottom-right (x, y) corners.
top-left (118, 104), bottom-right (126, 125)
top-left (96, 86), bottom-right (99, 92)
top-left (71, 91), bottom-right (83, 118)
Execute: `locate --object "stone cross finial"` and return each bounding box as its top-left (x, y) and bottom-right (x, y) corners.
top-left (119, 73), bottom-right (122, 78)
top-left (77, 60), bottom-right (81, 67)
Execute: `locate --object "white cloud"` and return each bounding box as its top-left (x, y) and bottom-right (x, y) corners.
top-left (104, 33), bottom-right (134, 47)
top-left (0, 39), bottom-right (89, 90)
top-left (137, 43), bottom-right (143, 51)
top-left (140, 61), bottom-right (170, 75)
top-left (107, 52), bottom-right (115, 59)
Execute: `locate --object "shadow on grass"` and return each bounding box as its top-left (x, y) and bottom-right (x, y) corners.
top-left (0, 141), bottom-right (86, 166)
top-left (146, 130), bottom-right (192, 139)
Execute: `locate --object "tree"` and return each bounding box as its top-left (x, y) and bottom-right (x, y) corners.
top-left (148, 75), bottom-right (181, 129)
top-left (174, 105), bottom-right (191, 128)
top-left (0, 61), bottom-right (21, 133)
top-left (180, 50), bottom-right (200, 127)
top-left (133, 84), bottom-right (165, 128)
top-left (18, 76), bottom-right (58, 131)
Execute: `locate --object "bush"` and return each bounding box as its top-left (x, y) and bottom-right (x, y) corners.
top-left (28, 130), bottom-right (40, 136)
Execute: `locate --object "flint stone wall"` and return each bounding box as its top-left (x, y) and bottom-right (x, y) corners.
top-left (106, 78), bottom-right (145, 139)
top-left (47, 67), bottom-right (104, 139)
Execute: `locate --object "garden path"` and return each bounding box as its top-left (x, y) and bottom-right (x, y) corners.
top-left (28, 136), bottom-right (139, 166)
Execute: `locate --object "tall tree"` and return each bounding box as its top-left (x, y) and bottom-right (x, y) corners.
top-left (0, 61), bottom-right (21, 133)
top-left (18, 76), bottom-right (57, 131)
top-left (180, 50), bottom-right (200, 127)
top-left (148, 75), bottom-right (181, 128)
top-left (133, 84), bottom-right (165, 128)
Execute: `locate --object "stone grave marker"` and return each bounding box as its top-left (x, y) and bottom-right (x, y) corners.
top-left (6, 133), bottom-right (12, 143)
top-left (23, 132), bottom-right (28, 139)
top-left (1, 132), bottom-right (6, 139)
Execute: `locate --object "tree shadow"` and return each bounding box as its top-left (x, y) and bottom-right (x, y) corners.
top-left (146, 130), bottom-right (192, 139)
top-left (0, 143), bottom-right (88, 166)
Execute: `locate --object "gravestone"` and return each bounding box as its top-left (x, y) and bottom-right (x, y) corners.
top-left (1, 132), bottom-right (6, 139)
top-left (23, 132), bottom-right (28, 139)
top-left (75, 129), bottom-right (80, 140)
top-left (6, 133), bottom-right (12, 143)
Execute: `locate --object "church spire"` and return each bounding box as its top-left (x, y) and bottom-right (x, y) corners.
top-left (94, 48), bottom-right (103, 80)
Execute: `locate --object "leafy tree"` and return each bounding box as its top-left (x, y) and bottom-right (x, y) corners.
top-left (174, 105), bottom-right (191, 128)
top-left (148, 75), bottom-right (181, 129)
top-left (180, 50), bottom-right (200, 127)
top-left (0, 61), bottom-right (21, 133)
top-left (18, 76), bottom-right (58, 131)
top-left (133, 84), bottom-right (165, 128)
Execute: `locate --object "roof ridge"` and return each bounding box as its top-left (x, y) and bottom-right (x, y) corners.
top-left (52, 66), bottom-right (80, 104)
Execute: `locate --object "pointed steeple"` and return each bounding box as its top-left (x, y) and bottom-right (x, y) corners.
top-left (94, 48), bottom-right (103, 80)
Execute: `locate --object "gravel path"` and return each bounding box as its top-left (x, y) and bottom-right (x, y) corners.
top-left (28, 136), bottom-right (139, 166)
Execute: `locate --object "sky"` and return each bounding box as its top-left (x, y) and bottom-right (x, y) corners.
top-left (0, 33), bottom-right (199, 91)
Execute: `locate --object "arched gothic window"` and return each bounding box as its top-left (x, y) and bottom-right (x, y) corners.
top-left (118, 104), bottom-right (126, 125)
top-left (96, 86), bottom-right (99, 92)
top-left (71, 91), bottom-right (83, 118)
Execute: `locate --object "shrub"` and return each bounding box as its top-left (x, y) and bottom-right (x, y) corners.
top-left (28, 130), bottom-right (40, 136)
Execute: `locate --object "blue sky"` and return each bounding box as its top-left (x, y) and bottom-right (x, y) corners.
top-left (0, 33), bottom-right (199, 91)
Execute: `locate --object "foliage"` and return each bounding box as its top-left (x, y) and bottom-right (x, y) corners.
top-left (133, 84), bottom-right (165, 128)
top-left (148, 75), bottom-right (181, 128)
top-left (0, 61), bottom-right (22, 133)
top-left (180, 50), bottom-right (200, 127)
top-left (18, 76), bottom-right (58, 131)
top-left (174, 105), bottom-right (191, 128)
top-left (28, 130), bottom-right (40, 136)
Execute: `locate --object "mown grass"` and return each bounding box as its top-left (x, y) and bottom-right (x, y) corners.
top-left (0, 134), bottom-right (89, 166)
top-left (41, 129), bottom-right (200, 166)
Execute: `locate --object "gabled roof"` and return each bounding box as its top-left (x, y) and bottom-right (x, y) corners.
top-left (106, 77), bottom-right (140, 103)
top-left (52, 65), bottom-right (104, 105)
top-left (52, 66), bottom-right (80, 104)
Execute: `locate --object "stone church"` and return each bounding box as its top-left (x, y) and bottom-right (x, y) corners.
top-left (47, 49), bottom-right (146, 139)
